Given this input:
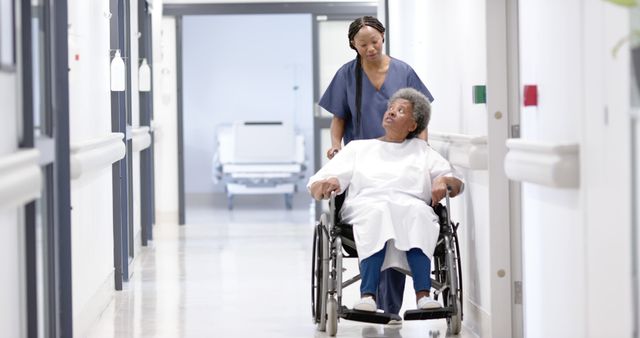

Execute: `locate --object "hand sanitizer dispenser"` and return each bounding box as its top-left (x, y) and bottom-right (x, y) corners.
top-left (111, 50), bottom-right (125, 92)
top-left (139, 58), bottom-right (151, 92)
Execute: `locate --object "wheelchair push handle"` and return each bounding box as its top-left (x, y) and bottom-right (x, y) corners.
top-left (445, 185), bottom-right (452, 227)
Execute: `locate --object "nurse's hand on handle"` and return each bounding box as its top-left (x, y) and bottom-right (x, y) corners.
top-left (326, 147), bottom-right (341, 159)
top-left (310, 177), bottom-right (341, 200)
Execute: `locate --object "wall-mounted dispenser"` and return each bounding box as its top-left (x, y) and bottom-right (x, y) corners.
top-left (139, 58), bottom-right (151, 92)
top-left (110, 50), bottom-right (125, 92)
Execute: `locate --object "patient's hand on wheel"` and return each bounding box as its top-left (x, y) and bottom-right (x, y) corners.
top-left (310, 178), bottom-right (341, 200)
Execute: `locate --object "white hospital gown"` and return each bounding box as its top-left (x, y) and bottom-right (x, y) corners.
top-left (307, 138), bottom-right (463, 272)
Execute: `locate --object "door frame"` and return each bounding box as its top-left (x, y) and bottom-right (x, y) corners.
top-left (41, 0), bottom-right (74, 335)
top-left (138, 0), bottom-right (155, 247)
top-left (29, 1), bottom-right (73, 335)
top-left (311, 10), bottom-right (376, 217)
top-left (163, 1), bottom-right (377, 222)
top-left (109, 0), bottom-right (131, 290)
top-left (486, 0), bottom-right (523, 337)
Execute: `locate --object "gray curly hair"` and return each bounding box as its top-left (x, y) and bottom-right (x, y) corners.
top-left (388, 88), bottom-right (431, 139)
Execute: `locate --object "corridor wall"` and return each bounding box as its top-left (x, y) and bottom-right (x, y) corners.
top-left (67, 0), bottom-right (117, 334)
top-left (519, 0), bottom-right (632, 337)
top-left (67, 0), bottom-right (160, 334)
top-left (390, 0), bottom-right (635, 336)
top-left (517, 1), bottom-right (584, 336)
top-left (0, 53), bottom-right (24, 338)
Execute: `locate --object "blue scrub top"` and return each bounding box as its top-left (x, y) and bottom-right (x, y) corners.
top-left (319, 57), bottom-right (434, 145)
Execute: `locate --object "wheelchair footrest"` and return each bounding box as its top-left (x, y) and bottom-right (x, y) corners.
top-left (339, 306), bottom-right (402, 324)
top-left (403, 307), bottom-right (452, 320)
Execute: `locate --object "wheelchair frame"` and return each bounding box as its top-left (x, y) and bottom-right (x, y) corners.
top-left (311, 190), bottom-right (463, 336)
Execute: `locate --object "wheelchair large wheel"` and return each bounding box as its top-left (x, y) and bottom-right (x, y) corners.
top-left (311, 215), bottom-right (329, 331)
top-left (311, 221), bottom-right (329, 331)
top-left (444, 286), bottom-right (462, 334)
top-left (443, 233), bottom-right (463, 334)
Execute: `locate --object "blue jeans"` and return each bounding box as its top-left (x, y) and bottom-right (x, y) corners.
top-left (359, 245), bottom-right (432, 314)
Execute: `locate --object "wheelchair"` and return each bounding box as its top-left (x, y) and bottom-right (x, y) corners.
top-left (311, 189), bottom-right (463, 336)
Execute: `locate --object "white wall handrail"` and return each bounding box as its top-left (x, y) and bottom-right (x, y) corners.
top-left (429, 131), bottom-right (488, 170)
top-left (504, 139), bottom-right (580, 188)
top-left (70, 133), bottom-right (125, 180)
top-left (131, 126), bottom-right (151, 152)
top-left (0, 149), bottom-right (42, 209)
top-left (429, 131), bottom-right (487, 145)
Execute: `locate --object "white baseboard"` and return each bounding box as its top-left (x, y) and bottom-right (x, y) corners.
top-left (464, 298), bottom-right (491, 338)
top-left (74, 272), bottom-right (115, 338)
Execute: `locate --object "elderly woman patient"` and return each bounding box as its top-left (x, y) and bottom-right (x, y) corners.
top-left (307, 87), bottom-right (464, 312)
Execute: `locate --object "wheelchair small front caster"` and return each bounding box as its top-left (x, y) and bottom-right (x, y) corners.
top-left (326, 295), bottom-right (338, 336)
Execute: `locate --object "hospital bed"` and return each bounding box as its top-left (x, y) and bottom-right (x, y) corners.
top-left (212, 121), bottom-right (306, 210)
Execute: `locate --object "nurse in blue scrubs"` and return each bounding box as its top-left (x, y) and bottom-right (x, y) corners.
top-left (318, 16), bottom-right (434, 317)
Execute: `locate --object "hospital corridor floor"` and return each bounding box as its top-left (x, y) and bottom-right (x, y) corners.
top-left (86, 194), bottom-right (478, 338)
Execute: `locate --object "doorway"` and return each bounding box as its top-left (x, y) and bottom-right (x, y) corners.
top-left (163, 2), bottom-right (377, 222)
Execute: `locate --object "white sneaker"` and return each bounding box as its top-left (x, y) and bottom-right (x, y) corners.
top-left (417, 296), bottom-right (442, 309)
top-left (387, 319), bottom-right (403, 325)
top-left (353, 296), bottom-right (377, 312)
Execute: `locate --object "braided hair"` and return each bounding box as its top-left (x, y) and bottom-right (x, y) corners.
top-left (348, 16), bottom-right (386, 138)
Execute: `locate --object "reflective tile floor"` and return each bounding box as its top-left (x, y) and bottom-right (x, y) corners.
top-left (86, 195), bottom-right (478, 338)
